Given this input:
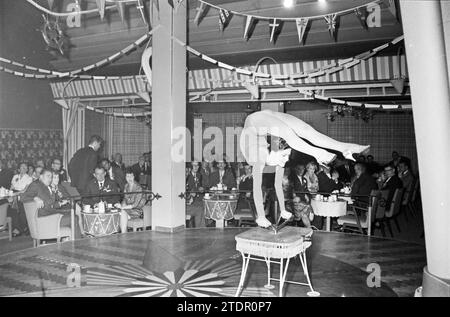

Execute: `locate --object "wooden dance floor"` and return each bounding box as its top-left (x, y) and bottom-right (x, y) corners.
top-left (0, 228), bottom-right (425, 297)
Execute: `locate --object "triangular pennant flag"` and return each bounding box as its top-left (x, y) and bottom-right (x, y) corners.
top-left (114, 0), bottom-right (125, 23)
top-left (388, 0), bottom-right (398, 20)
top-left (95, 0), bottom-right (106, 20)
top-left (295, 18), bottom-right (309, 44)
top-left (390, 78), bottom-right (405, 94)
top-left (219, 9), bottom-right (232, 31)
top-left (136, 0), bottom-right (147, 25)
top-left (168, 0), bottom-right (174, 8)
top-left (243, 15), bottom-right (254, 40)
top-left (354, 7), bottom-right (368, 29)
top-left (47, 0), bottom-right (54, 9)
top-left (324, 14), bottom-right (338, 40)
top-left (269, 18), bottom-right (282, 43)
top-left (152, 0), bottom-right (159, 12)
top-left (194, 2), bottom-right (207, 26)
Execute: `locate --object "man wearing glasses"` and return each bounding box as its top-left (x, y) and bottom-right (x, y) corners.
top-left (380, 163), bottom-right (403, 207)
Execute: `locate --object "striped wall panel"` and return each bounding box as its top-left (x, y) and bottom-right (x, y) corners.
top-left (50, 55), bottom-right (408, 99)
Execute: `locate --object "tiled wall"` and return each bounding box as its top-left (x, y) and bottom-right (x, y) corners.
top-left (0, 129), bottom-right (63, 168)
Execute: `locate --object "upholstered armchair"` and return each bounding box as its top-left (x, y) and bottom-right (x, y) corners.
top-left (23, 201), bottom-right (71, 247)
top-left (127, 204), bottom-right (152, 232)
top-left (0, 203), bottom-right (12, 241)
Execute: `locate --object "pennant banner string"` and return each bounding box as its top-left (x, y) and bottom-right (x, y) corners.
top-left (198, 0), bottom-right (382, 22)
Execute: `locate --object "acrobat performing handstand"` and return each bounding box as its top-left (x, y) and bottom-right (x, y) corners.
top-left (239, 109), bottom-right (370, 228)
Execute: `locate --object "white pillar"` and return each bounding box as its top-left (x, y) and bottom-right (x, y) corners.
top-left (400, 0), bottom-right (450, 296)
top-left (151, 0), bottom-right (187, 232)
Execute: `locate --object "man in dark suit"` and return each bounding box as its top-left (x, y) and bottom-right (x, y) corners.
top-left (317, 166), bottom-right (343, 194)
top-left (68, 135), bottom-right (103, 195)
top-left (199, 161), bottom-right (212, 190)
top-left (209, 161), bottom-right (236, 189)
top-left (131, 155), bottom-right (151, 188)
top-left (21, 169), bottom-right (81, 238)
top-left (111, 153), bottom-right (126, 172)
top-left (101, 158), bottom-right (126, 192)
top-left (380, 163), bottom-right (403, 208)
top-left (186, 162), bottom-right (203, 193)
top-left (83, 166), bottom-right (121, 206)
top-left (0, 159), bottom-right (14, 193)
top-left (290, 164), bottom-right (308, 195)
top-left (335, 159), bottom-right (355, 184)
top-left (351, 163), bottom-right (378, 204)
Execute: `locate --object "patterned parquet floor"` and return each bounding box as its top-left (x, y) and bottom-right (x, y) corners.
top-left (0, 228), bottom-right (425, 297)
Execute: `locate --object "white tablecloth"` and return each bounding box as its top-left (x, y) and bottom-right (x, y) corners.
top-left (310, 200), bottom-right (347, 217)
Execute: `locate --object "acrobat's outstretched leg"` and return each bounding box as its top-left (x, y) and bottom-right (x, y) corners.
top-left (263, 110), bottom-right (369, 160)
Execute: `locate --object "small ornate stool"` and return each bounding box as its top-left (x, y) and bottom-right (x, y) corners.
top-left (234, 226), bottom-right (320, 297)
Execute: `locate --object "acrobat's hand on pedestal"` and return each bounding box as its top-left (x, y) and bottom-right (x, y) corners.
top-left (256, 217), bottom-right (272, 228)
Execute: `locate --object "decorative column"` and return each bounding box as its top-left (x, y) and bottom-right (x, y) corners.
top-left (400, 0), bottom-right (450, 296)
top-left (150, 0), bottom-right (187, 232)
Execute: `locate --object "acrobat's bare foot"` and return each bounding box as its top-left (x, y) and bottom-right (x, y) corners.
top-left (317, 152), bottom-right (337, 166)
top-left (342, 145), bottom-right (370, 161)
top-left (256, 217), bottom-right (272, 228)
top-left (280, 210), bottom-right (293, 220)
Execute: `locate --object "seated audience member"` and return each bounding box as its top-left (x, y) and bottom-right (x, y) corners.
top-left (50, 172), bottom-right (70, 201)
top-left (234, 162), bottom-right (245, 180)
top-left (398, 159), bottom-right (414, 192)
top-left (84, 166), bottom-right (121, 206)
top-left (389, 151), bottom-right (411, 169)
top-left (0, 160), bottom-right (14, 192)
top-left (32, 166), bottom-right (43, 181)
top-left (35, 159), bottom-right (45, 169)
top-left (131, 155), bottom-right (151, 188)
top-left (292, 196), bottom-right (313, 228)
top-left (11, 162), bottom-right (33, 192)
top-left (351, 163), bottom-right (378, 205)
top-left (239, 164), bottom-right (253, 193)
top-left (186, 162), bottom-right (203, 192)
top-left (209, 160), bottom-right (236, 189)
top-left (317, 165), bottom-right (343, 194)
top-left (21, 169), bottom-right (81, 238)
top-left (366, 155), bottom-right (382, 176)
top-left (51, 158), bottom-right (67, 182)
top-left (101, 158), bottom-right (126, 192)
top-left (119, 169), bottom-right (146, 233)
top-left (380, 163), bottom-right (403, 207)
top-left (200, 161), bottom-right (212, 190)
top-left (357, 154), bottom-right (366, 163)
top-left (335, 158), bottom-right (355, 184)
top-left (304, 162), bottom-right (319, 193)
top-left (281, 167), bottom-right (293, 200)
top-left (27, 164), bottom-right (35, 178)
top-left (290, 164), bottom-right (307, 195)
top-left (112, 153), bottom-right (126, 171)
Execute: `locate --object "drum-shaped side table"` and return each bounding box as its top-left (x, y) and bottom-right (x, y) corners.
top-left (234, 226), bottom-right (319, 297)
top-left (81, 212), bottom-right (121, 237)
top-left (203, 197), bottom-right (238, 228)
top-left (311, 199), bottom-right (348, 231)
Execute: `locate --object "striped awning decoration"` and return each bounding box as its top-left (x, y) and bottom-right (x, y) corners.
top-left (50, 55), bottom-right (407, 99)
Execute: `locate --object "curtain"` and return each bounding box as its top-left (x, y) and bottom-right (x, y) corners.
top-left (62, 99), bottom-right (85, 180)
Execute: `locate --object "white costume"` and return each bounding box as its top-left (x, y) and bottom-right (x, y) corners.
top-left (240, 110), bottom-right (369, 228)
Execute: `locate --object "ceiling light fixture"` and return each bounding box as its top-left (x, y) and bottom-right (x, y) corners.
top-left (283, 0), bottom-right (294, 8)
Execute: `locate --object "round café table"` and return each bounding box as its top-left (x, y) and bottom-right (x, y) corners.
top-left (203, 193), bottom-right (238, 228)
top-left (310, 199), bottom-right (348, 232)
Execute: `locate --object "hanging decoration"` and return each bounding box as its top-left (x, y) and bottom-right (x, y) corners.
top-left (218, 9), bottom-right (233, 31)
top-left (136, 0), bottom-right (147, 25)
top-left (194, 2), bottom-right (207, 26)
top-left (269, 19), bottom-right (282, 43)
top-left (40, 14), bottom-right (67, 55)
top-left (114, 0), bottom-right (126, 23)
top-left (47, 0), bottom-right (54, 9)
top-left (354, 7), bottom-right (368, 30)
top-left (324, 14), bottom-right (338, 40)
top-left (326, 104), bottom-right (375, 123)
top-left (243, 15), bottom-right (254, 40)
top-left (95, 0), bottom-right (106, 20)
top-left (388, 0), bottom-right (398, 20)
top-left (295, 18), bottom-right (309, 44)
top-left (0, 27), bottom-right (158, 80)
